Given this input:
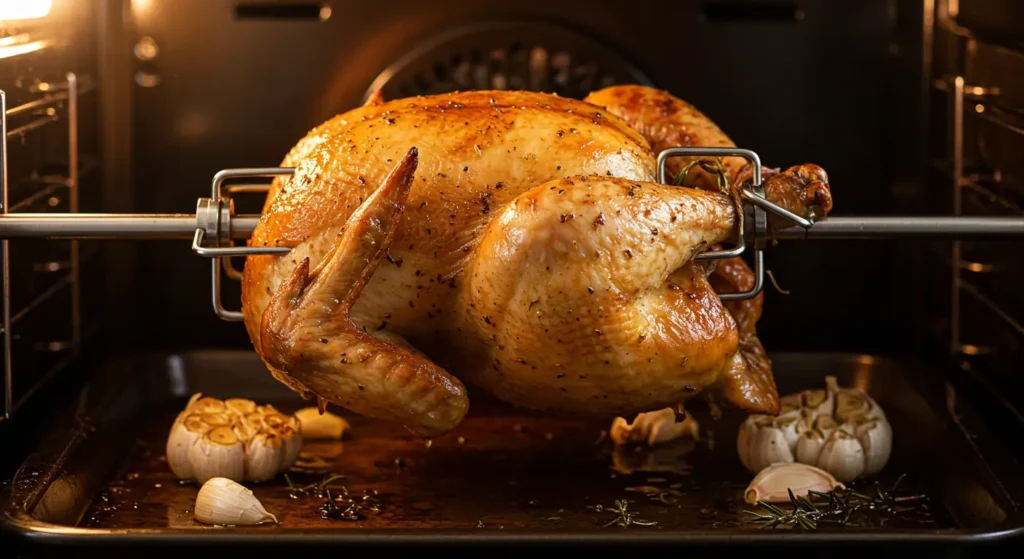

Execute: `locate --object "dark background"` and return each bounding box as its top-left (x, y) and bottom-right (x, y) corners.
top-left (121, 0), bottom-right (926, 357)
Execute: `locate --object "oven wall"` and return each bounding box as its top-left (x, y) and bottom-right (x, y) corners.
top-left (121, 0), bottom-right (926, 356)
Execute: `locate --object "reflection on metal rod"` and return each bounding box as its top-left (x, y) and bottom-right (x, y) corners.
top-left (1, 89), bottom-right (11, 420)
top-left (0, 214), bottom-right (262, 239)
top-left (68, 72), bottom-right (80, 354)
top-left (2, 215), bottom-right (1024, 241)
top-left (773, 217), bottom-right (1024, 239)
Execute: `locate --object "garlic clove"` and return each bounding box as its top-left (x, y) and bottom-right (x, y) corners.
top-left (778, 393), bottom-right (803, 418)
top-left (295, 407), bottom-right (350, 440)
top-left (184, 393), bottom-right (203, 411)
top-left (855, 417), bottom-right (893, 477)
top-left (817, 429), bottom-right (865, 483)
top-left (746, 422), bottom-right (795, 473)
top-left (813, 414), bottom-right (837, 434)
top-left (244, 432), bottom-right (285, 482)
top-left (775, 415), bottom-right (809, 454)
top-left (200, 411), bottom-right (234, 428)
top-left (194, 477), bottom-right (278, 526)
top-left (795, 428), bottom-right (826, 464)
top-left (189, 426), bottom-right (246, 484)
top-left (192, 397), bottom-right (226, 414)
top-left (225, 398), bottom-right (257, 416)
top-left (736, 415), bottom-right (759, 472)
top-left (262, 413), bottom-right (286, 429)
top-left (744, 462), bottom-right (845, 504)
top-left (166, 414), bottom-right (208, 480)
top-left (803, 386), bottom-right (835, 417)
top-left (277, 423), bottom-right (303, 469)
top-left (834, 386), bottom-right (885, 424)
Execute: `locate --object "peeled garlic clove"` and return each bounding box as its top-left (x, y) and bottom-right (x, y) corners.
top-left (167, 414), bottom-right (208, 479)
top-left (225, 398), bottom-right (257, 416)
top-left (746, 423), bottom-right (795, 473)
top-left (817, 429), bottom-right (865, 483)
top-left (795, 428), bottom-right (826, 464)
top-left (744, 462), bottom-right (845, 504)
top-left (194, 477), bottom-right (277, 526)
top-left (189, 426), bottom-right (245, 484)
top-left (244, 432), bottom-right (285, 482)
top-left (295, 407), bottom-right (350, 440)
top-left (855, 417), bottom-right (893, 477)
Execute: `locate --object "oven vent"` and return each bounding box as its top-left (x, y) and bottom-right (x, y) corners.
top-left (698, 1), bottom-right (804, 23)
top-left (234, 2), bottom-right (331, 22)
top-left (364, 21), bottom-right (652, 103)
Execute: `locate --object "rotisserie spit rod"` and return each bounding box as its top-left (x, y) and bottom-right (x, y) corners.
top-left (0, 213), bottom-right (1023, 241)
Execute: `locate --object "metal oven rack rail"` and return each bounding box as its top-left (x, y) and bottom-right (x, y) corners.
top-left (2, 108), bottom-right (1024, 421)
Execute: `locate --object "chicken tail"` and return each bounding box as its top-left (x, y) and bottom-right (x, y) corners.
top-left (260, 147), bottom-right (470, 437)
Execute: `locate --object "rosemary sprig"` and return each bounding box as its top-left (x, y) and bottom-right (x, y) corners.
top-left (599, 499), bottom-right (658, 528)
top-left (670, 158), bottom-right (731, 192)
top-left (742, 474), bottom-right (931, 531)
top-left (284, 472), bottom-right (347, 499)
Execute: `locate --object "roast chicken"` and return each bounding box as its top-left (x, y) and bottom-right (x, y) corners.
top-left (241, 85), bottom-right (833, 437)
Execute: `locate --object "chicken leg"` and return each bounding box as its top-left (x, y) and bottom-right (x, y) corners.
top-left (455, 170), bottom-right (822, 417)
top-left (584, 85), bottom-right (833, 416)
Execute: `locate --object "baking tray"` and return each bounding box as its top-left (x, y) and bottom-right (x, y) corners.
top-left (2, 350), bottom-right (1023, 547)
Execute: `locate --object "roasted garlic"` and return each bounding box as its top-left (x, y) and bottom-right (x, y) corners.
top-left (736, 376), bottom-right (892, 483)
top-left (167, 393), bottom-right (302, 484)
top-left (610, 407), bottom-right (700, 446)
top-left (744, 462), bottom-right (845, 504)
top-left (194, 477), bottom-right (278, 526)
top-left (294, 407), bottom-right (350, 440)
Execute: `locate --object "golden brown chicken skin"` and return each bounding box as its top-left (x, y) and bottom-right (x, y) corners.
top-left (242, 86), bottom-right (832, 436)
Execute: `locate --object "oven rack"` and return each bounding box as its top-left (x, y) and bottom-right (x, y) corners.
top-left (1, 73), bottom-right (96, 421)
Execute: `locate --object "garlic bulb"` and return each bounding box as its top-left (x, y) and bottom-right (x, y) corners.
top-left (166, 393), bottom-right (303, 484)
top-left (610, 407), bottom-right (700, 446)
top-left (744, 462), bottom-right (845, 504)
top-left (194, 477), bottom-right (278, 526)
top-left (736, 376), bottom-right (892, 483)
top-left (294, 407), bottom-right (350, 440)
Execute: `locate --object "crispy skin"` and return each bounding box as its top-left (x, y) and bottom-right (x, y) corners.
top-left (261, 149), bottom-right (469, 436)
top-left (243, 90), bottom-right (654, 353)
top-left (584, 85), bottom-right (744, 190)
top-left (456, 177), bottom-right (740, 415)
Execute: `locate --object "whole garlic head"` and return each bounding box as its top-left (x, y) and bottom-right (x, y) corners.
top-left (736, 376), bottom-right (892, 483)
top-left (166, 393), bottom-right (303, 484)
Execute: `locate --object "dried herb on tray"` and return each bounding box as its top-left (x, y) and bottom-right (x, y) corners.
top-left (595, 499), bottom-right (658, 528)
top-left (285, 473), bottom-right (382, 521)
top-left (742, 474), bottom-right (932, 531)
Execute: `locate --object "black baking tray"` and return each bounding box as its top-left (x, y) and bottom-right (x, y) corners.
top-left (1, 350), bottom-right (1023, 547)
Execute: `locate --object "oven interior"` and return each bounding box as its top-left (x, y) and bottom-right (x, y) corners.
top-left (1, 0), bottom-right (1023, 548)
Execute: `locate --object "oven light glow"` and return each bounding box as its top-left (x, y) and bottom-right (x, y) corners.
top-left (0, 0), bottom-right (52, 21)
